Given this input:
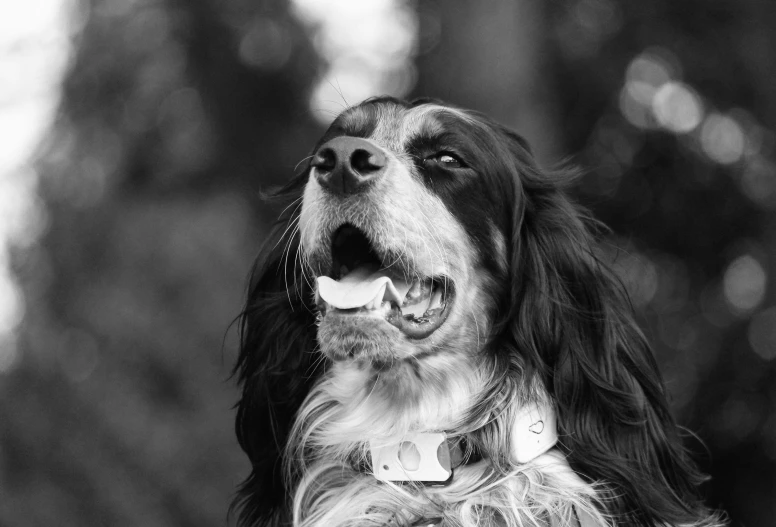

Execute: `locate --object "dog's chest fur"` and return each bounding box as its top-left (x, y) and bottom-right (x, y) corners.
top-left (287, 365), bottom-right (608, 527)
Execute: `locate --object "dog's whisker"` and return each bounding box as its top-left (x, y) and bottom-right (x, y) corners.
top-left (306, 345), bottom-right (327, 377)
top-left (294, 155), bottom-right (315, 173)
top-left (309, 108), bottom-right (342, 120)
top-left (277, 195), bottom-right (304, 225)
top-left (398, 221), bottom-right (419, 287)
top-left (295, 218), bottom-right (318, 311)
top-left (293, 225), bottom-right (309, 290)
top-left (416, 207), bottom-right (451, 275)
top-left (382, 211), bottom-right (411, 276)
top-left (292, 225), bottom-right (306, 299)
top-left (280, 218), bottom-right (301, 310)
top-left (322, 77), bottom-right (350, 110)
top-left (272, 201), bottom-right (303, 252)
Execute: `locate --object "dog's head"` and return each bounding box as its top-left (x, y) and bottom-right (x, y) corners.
top-left (297, 98), bottom-right (523, 413)
top-left (233, 97), bottom-right (717, 527)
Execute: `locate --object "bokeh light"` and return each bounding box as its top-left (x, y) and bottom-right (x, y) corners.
top-left (0, 0), bottom-right (73, 372)
top-left (292, 0), bottom-right (418, 123)
top-left (652, 81), bottom-right (704, 134)
top-left (620, 50), bottom-right (677, 130)
top-left (723, 254), bottom-right (768, 315)
top-left (238, 18), bottom-right (294, 71)
top-left (626, 53), bottom-right (672, 96)
top-left (740, 156), bottom-right (776, 208)
top-left (701, 113), bottom-right (746, 164)
top-left (619, 86), bottom-right (653, 129)
top-left (556, 0), bottom-right (623, 58)
top-left (608, 244), bottom-right (659, 308)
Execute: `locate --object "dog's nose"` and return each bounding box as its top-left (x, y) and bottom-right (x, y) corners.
top-left (310, 137), bottom-right (386, 195)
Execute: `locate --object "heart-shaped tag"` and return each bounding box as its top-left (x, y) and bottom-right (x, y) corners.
top-left (529, 420), bottom-right (544, 434)
top-left (512, 402), bottom-right (557, 464)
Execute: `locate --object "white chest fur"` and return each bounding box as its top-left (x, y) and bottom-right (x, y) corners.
top-left (287, 367), bottom-right (607, 527)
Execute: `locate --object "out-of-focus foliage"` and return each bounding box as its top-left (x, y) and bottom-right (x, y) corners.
top-left (2, 0), bottom-right (320, 525)
top-left (548, 4), bottom-right (776, 524)
top-left (1, 0), bottom-right (773, 525)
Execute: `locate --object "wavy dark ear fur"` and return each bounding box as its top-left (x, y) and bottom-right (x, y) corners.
top-left (231, 175), bottom-right (319, 527)
top-left (497, 129), bottom-right (719, 526)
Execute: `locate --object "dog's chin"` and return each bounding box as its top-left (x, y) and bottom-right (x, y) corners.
top-left (317, 313), bottom-right (401, 365)
top-left (317, 304), bottom-right (453, 367)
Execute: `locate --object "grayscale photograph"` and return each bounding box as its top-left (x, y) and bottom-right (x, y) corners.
top-left (0, 1), bottom-right (773, 526)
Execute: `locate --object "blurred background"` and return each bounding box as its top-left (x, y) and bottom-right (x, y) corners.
top-left (1, 0), bottom-right (774, 525)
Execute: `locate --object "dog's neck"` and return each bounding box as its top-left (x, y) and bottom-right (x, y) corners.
top-left (286, 361), bottom-right (609, 527)
top-left (307, 360), bottom-right (485, 443)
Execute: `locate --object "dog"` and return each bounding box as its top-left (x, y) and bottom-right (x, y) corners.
top-left (232, 97), bottom-right (726, 527)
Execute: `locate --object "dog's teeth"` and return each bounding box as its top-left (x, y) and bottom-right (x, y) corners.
top-left (366, 283), bottom-right (387, 310)
top-left (404, 279), bottom-right (422, 302)
top-left (427, 288), bottom-right (443, 311)
top-left (402, 278), bottom-right (433, 307)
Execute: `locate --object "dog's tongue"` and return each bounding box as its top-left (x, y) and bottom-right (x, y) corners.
top-left (316, 266), bottom-right (412, 310)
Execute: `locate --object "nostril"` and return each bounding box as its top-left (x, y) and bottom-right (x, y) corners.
top-left (311, 148), bottom-right (336, 172)
top-left (350, 148), bottom-right (385, 173)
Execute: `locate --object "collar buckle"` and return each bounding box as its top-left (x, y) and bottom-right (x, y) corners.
top-left (370, 432), bottom-right (453, 485)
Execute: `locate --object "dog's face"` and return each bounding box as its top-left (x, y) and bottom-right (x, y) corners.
top-left (299, 99), bottom-right (515, 393)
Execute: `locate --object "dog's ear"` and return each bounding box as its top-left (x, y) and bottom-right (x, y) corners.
top-left (231, 175), bottom-right (320, 527)
top-left (499, 136), bottom-right (717, 526)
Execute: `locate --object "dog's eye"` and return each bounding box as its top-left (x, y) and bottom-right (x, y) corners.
top-left (426, 152), bottom-right (464, 169)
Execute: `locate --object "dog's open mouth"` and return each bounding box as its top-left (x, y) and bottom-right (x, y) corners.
top-left (314, 224), bottom-right (454, 339)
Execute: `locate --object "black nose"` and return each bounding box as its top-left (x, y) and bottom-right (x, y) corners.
top-left (310, 137), bottom-right (387, 195)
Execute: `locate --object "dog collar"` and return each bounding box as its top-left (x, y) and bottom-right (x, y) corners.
top-left (369, 400), bottom-right (558, 485)
top-left (370, 432), bottom-right (456, 485)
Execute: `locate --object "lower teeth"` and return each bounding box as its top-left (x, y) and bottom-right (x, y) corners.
top-left (403, 303), bottom-right (444, 323)
top-left (402, 281), bottom-right (444, 315)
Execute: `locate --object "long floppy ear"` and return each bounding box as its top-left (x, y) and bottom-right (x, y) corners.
top-left (500, 136), bottom-right (719, 526)
top-left (231, 175), bottom-right (320, 527)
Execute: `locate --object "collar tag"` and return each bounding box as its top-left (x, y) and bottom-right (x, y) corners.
top-left (511, 400), bottom-right (558, 464)
top-left (370, 432), bottom-right (452, 484)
